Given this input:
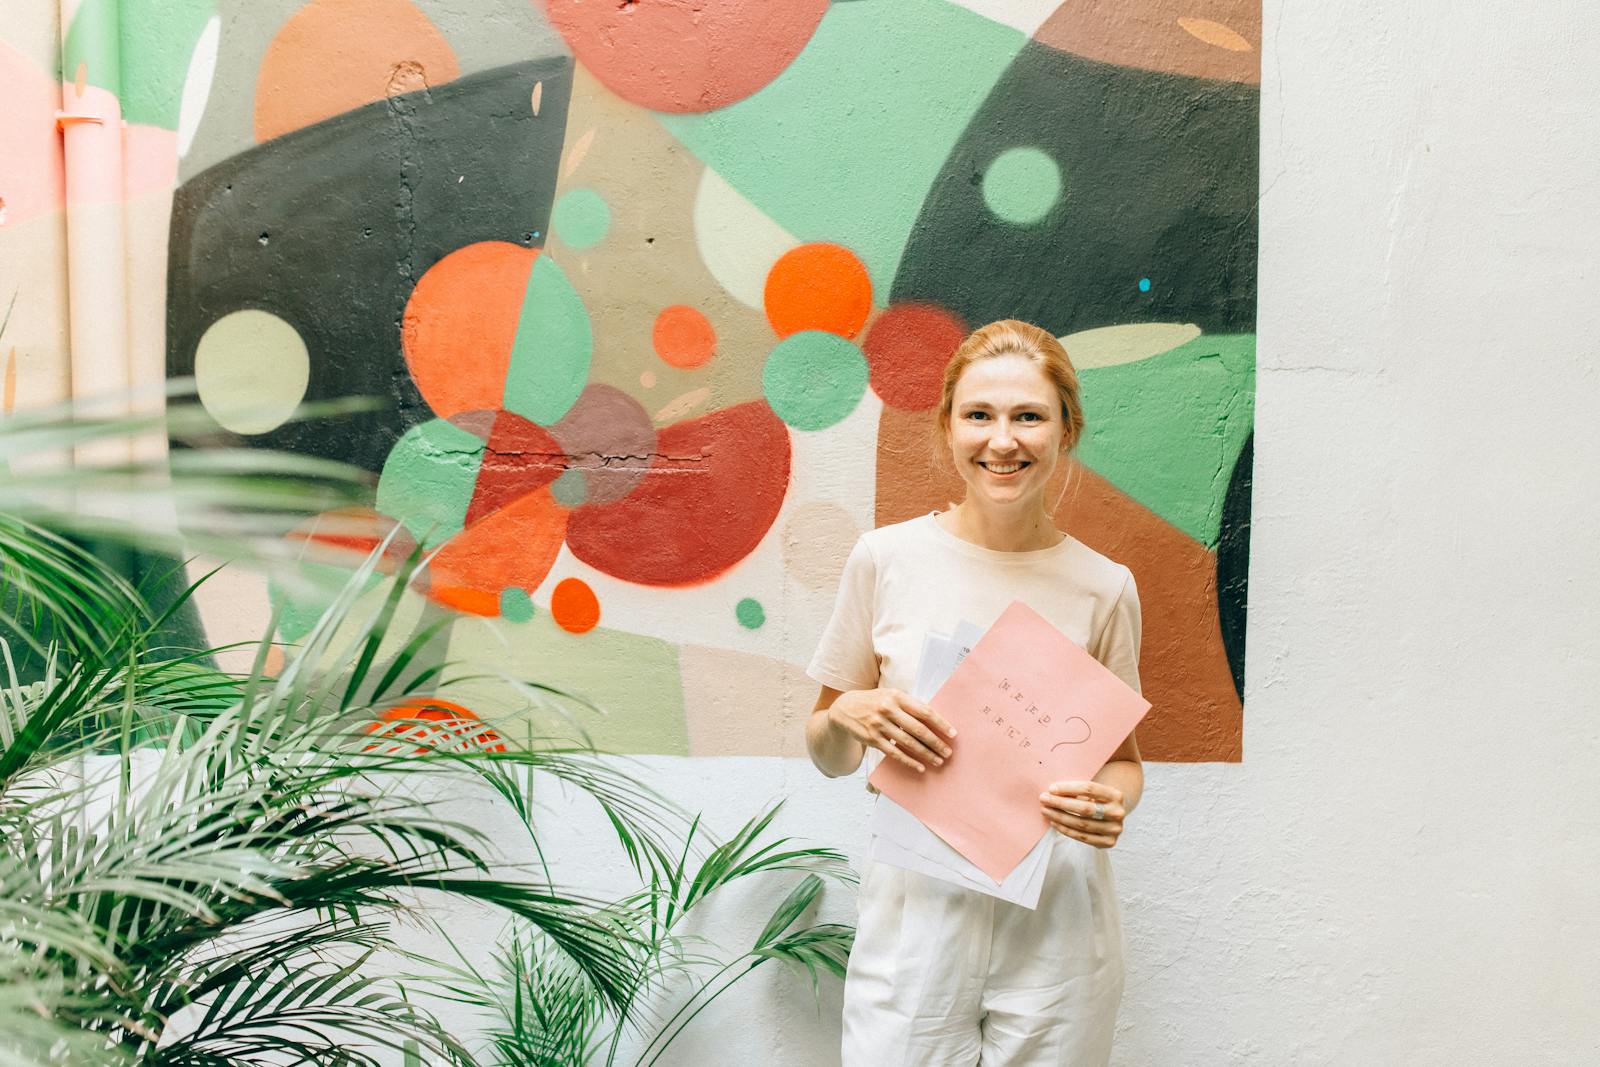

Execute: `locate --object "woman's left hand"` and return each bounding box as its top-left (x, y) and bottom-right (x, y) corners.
top-left (1040, 780), bottom-right (1126, 849)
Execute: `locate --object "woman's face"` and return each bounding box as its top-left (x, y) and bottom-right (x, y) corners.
top-left (945, 353), bottom-right (1066, 514)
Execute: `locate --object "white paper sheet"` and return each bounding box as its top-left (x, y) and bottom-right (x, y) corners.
top-left (870, 794), bottom-right (1052, 908)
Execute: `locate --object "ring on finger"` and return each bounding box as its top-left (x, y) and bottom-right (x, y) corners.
top-left (1090, 802), bottom-right (1107, 821)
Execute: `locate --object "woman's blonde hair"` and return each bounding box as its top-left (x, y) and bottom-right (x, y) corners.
top-left (936, 319), bottom-right (1085, 451)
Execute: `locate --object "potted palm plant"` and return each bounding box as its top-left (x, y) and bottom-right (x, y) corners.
top-left (0, 397), bottom-right (852, 1066)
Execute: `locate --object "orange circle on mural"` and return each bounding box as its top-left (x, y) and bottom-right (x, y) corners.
top-left (254, 0), bottom-right (461, 142)
top-left (652, 305), bottom-right (718, 368)
top-left (366, 698), bottom-right (506, 753)
top-left (763, 243), bottom-right (873, 340)
top-left (402, 241), bottom-right (539, 419)
top-left (550, 577), bottom-right (601, 634)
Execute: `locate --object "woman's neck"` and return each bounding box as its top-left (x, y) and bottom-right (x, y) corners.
top-left (940, 500), bottom-right (1064, 552)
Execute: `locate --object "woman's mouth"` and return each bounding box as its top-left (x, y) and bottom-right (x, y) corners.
top-left (979, 461), bottom-right (1028, 476)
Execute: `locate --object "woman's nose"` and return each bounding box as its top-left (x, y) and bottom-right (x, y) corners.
top-left (990, 422), bottom-right (1017, 450)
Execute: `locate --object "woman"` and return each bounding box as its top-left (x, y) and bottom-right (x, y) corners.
top-left (805, 320), bottom-right (1144, 1066)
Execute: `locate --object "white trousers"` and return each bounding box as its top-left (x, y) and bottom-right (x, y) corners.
top-left (841, 838), bottom-right (1125, 1066)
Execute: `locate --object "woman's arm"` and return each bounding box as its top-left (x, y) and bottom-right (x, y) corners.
top-left (1040, 728), bottom-right (1143, 848)
top-left (806, 687), bottom-right (866, 777)
top-left (806, 685), bottom-right (956, 779)
top-left (1095, 729), bottom-right (1143, 815)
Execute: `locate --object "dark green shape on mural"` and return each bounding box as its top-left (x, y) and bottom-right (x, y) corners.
top-left (891, 44), bottom-right (1259, 337)
top-left (1217, 432), bottom-right (1253, 702)
top-left (167, 59), bottom-right (573, 476)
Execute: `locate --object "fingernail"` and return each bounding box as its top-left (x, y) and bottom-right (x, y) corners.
top-left (916, 765), bottom-right (925, 773)
top-left (933, 758), bottom-right (944, 766)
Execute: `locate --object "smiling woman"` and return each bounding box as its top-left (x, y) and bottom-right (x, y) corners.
top-left (803, 320), bottom-right (1145, 1067)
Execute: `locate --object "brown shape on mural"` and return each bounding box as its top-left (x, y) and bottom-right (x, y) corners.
top-left (254, 0), bottom-right (462, 142)
top-left (542, 68), bottom-right (773, 415)
top-left (875, 404), bottom-right (1242, 762)
top-left (1033, 0), bottom-right (1261, 86)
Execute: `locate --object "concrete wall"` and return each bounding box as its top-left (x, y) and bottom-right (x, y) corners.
top-left (2, 0), bottom-right (1596, 1064)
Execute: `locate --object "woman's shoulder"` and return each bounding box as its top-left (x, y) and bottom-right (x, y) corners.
top-left (1055, 532), bottom-right (1136, 596)
top-left (856, 514), bottom-right (941, 557)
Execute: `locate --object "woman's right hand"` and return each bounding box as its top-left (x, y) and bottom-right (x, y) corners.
top-left (826, 688), bottom-right (956, 773)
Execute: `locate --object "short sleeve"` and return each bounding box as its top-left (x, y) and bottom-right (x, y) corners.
top-left (1091, 571), bottom-right (1143, 694)
top-left (806, 537), bottom-right (881, 692)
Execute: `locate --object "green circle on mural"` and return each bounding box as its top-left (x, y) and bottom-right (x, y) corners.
top-left (500, 587), bottom-right (535, 622)
top-left (735, 597), bottom-right (766, 629)
top-left (551, 467), bottom-right (588, 507)
top-left (194, 309), bottom-right (309, 434)
top-left (762, 331), bottom-right (868, 431)
top-left (551, 187), bottom-right (611, 250)
top-left (981, 146), bottom-right (1063, 225)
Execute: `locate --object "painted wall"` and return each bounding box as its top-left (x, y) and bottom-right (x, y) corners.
top-left (0, 9), bottom-right (70, 416)
top-left (151, 0), bottom-right (1257, 764)
top-left (4, 0), bottom-right (1596, 1064)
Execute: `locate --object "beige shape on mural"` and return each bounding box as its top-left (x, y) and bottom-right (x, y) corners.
top-left (653, 386), bottom-right (711, 424)
top-left (782, 500), bottom-right (861, 593)
top-left (692, 166), bottom-right (800, 310)
top-left (561, 127), bottom-right (595, 179)
top-left (195, 309), bottom-right (310, 434)
top-left (680, 643), bottom-right (812, 757)
top-left (543, 66), bottom-right (773, 411)
top-left (531, 80), bottom-right (543, 116)
top-left (1059, 322), bottom-right (1202, 370)
top-left (1176, 16), bottom-right (1254, 52)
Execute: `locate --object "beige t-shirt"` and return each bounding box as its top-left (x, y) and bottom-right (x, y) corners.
top-left (807, 513), bottom-right (1142, 701)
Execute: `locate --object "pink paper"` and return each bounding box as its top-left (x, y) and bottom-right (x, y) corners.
top-left (869, 600), bottom-right (1152, 883)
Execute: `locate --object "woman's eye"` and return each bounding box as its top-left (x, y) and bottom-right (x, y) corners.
top-left (966, 411), bottom-right (989, 421)
top-left (1018, 412), bottom-right (1043, 422)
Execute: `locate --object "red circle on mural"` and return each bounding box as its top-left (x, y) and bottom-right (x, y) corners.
top-left (542, 0), bottom-right (830, 113)
top-left (565, 401), bottom-right (791, 587)
top-left (862, 303), bottom-right (968, 411)
top-left (550, 577), bottom-right (601, 633)
top-left (764, 243), bottom-right (873, 340)
top-left (652, 305), bottom-right (718, 368)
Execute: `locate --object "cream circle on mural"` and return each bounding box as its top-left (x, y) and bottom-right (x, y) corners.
top-left (1060, 322), bottom-right (1202, 370)
top-left (782, 500), bottom-right (861, 592)
top-left (194, 309), bottom-right (310, 434)
top-left (982, 146), bottom-right (1064, 225)
top-left (692, 167), bottom-right (799, 309)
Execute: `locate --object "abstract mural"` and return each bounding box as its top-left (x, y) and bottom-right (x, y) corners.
top-left (32, 0), bottom-right (1259, 760)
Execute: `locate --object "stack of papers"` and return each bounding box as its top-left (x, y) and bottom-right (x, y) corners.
top-left (867, 600), bottom-right (1152, 909)
top-left (869, 625), bottom-right (1052, 908)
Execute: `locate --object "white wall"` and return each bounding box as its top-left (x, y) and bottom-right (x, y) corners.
top-left (492, 1), bottom-right (1600, 1063)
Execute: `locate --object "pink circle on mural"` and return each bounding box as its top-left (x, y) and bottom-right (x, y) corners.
top-left (652, 305), bottom-right (717, 368)
top-left (546, 383), bottom-right (657, 505)
top-left (541, 0), bottom-right (830, 113)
